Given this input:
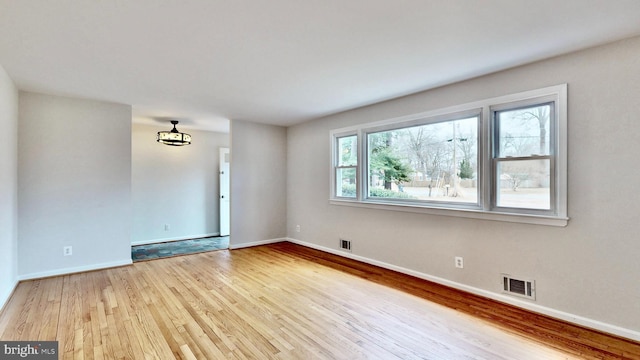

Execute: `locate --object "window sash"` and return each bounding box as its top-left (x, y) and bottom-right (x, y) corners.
top-left (491, 100), bottom-right (557, 215)
top-left (335, 166), bottom-right (357, 198)
top-left (363, 114), bottom-right (481, 208)
top-left (491, 156), bottom-right (556, 214)
top-left (334, 133), bottom-right (359, 199)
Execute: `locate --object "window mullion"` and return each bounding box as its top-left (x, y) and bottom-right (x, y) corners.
top-left (358, 129), bottom-right (366, 201)
top-left (481, 106), bottom-right (492, 211)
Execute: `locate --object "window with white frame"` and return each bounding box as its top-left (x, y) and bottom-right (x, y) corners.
top-left (492, 100), bottom-right (555, 214)
top-left (365, 112), bottom-right (480, 207)
top-left (335, 134), bottom-right (358, 198)
top-left (330, 85), bottom-right (568, 226)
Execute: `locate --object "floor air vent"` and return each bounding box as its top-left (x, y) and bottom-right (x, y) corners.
top-left (502, 274), bottom-right (535, 300)
top-left (340, 239), bottom-right (351, 252)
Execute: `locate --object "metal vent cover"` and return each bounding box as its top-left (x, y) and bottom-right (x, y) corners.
top-left (340, 239), bottom-right (351, 252)
top-left (502, 274), bottom-right (535, 300)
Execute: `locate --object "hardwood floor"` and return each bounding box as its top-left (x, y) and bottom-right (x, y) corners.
top-left (1, 242), bottom-right (638, 359)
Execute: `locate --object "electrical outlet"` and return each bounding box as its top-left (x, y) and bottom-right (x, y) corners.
top-left (455, 256), bottom-right (464, 268)
top-left (295, 225), bottom-right (301, 232)
top-left (64, 246), bottom-right (73, 256)
top-left (164, 224), bottom-right (170, 231)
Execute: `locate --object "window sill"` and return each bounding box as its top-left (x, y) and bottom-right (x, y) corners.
top-left (329, 198), bottom-right (569, 227)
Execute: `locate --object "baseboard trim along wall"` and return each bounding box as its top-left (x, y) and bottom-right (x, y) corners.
top-left (18, 259), bottom-right (133, 281)
top-left (131, 232), bottom-right (221, 246)
top-left (229, 238), bottom-right (287, 250)
top-left (285, 237), bottom-right (640, 343)
top-left (0, 280), bottom-right (19, 315)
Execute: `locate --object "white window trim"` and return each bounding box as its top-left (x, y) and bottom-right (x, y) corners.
top-left (329, 84), bottom-right (568, 227)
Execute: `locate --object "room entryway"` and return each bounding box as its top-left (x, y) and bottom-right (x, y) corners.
top-left (131, 236), bottom-right (229, 262)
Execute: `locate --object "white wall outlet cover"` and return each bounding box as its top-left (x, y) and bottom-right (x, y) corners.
top-left (455, 256), bottom-right (464, 268)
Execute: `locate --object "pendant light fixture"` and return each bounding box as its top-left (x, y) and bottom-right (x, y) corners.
top-left (157, 120), bottom-right (191, 146)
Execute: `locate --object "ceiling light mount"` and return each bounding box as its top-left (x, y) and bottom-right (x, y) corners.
top-left (157, 120), bottom-right (191, 146)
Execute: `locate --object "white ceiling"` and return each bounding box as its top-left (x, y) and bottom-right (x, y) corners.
top-left (1, 1), bottom-right (640, 133)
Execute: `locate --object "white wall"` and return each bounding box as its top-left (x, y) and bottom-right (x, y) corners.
top-left (230, 120), bottom-right (287, 248)
top-left (18, 92), bottom-right (132, 279)
top-left (0, 64), bottom-right (18, 309)
top-left (132, 123), bottom-right (229, 244)
top-left (287, 36), bottom-right (640, 338)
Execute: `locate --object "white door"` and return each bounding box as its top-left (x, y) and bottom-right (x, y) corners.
top-left (219, 147), bottom-right (230, 236)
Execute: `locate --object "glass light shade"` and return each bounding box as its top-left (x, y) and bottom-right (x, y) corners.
top-left (157, 121), bottom-right (191, 146)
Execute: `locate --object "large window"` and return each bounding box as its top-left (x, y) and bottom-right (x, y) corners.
top-left (330, 85), bottom-right (568, 226)
top-left (366, 115), bottom-right (479, 206)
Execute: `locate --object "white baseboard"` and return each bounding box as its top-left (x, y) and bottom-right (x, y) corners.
top-left (286, 237), bottom-right (640, 342)
top-left (0, 279), bottom-right (19, 315)
top-left (131, 232), bottom-right (221, 246)
top-left (18, 259), bottom-right (133, 281)
top-left (229, 237), bottom-right (286, 250)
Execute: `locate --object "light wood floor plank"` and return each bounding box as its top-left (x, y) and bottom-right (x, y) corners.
top-left (1, 243), bottom-right (639, 359)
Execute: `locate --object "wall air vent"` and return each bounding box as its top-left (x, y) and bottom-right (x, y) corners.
top-left (340, 239), bottom-right (351, 252)
top-left (502, 274), bottom-right (535, 300)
